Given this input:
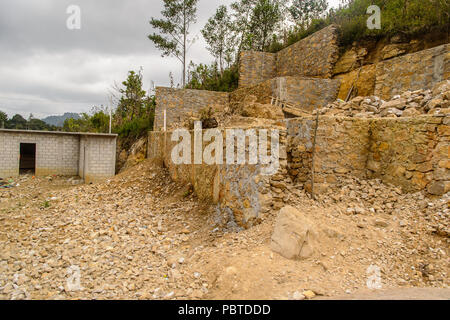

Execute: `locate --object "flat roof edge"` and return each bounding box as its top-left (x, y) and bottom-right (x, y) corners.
top-left (0, 129), bottom-right (118, 137)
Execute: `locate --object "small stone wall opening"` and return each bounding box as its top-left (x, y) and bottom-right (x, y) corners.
top-left (19, 143), bottom-right (36, 175)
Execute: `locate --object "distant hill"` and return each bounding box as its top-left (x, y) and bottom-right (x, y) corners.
top-left (42, 113), bottom-right (80, 127)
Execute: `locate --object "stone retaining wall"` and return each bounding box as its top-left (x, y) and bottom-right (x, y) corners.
top-left (154, 87), bottom-right (229, 130)
top-left (238, 25), bottom-right (340, 88)
top-left (148, 127), bottom-right (288, 228)
top-left (146, 114), bottom-right (448, 228)
top-left (231, 77), bottom-right (340, 114)
top-left (287, 117), bottom-right (370, 192)
top-left (239, 51), bottom-right (277, 88)
top-left (375, 44), bottom-right (450, 100)
top-left (368, 116), bottom-right (449, 195)
top-left (276, 25), bottom-right (340, 79)
top-left (334, 43), bottom-right (450, 101)
top-left (286, 115), bottom-right (449, 195)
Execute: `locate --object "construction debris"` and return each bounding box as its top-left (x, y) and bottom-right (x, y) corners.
top-left (316, 80), bottom-right (450, 118)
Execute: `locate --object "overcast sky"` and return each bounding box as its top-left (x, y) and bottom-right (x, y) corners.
top-left (0, 0), bottom-right (340, 118)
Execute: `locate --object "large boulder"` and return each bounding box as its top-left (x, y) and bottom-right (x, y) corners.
top-left (427, 181), bottom-right (450, 196)
top-left (271, 206), bottom-right (318, 260)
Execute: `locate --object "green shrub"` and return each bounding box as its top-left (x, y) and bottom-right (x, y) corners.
top-left (186, 63), bottom-right (239, 92)
top-left (115, 115), bottom-right (154, 139)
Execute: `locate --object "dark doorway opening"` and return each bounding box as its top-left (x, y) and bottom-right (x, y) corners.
top-left (20, 143), bottom-right (36, 174)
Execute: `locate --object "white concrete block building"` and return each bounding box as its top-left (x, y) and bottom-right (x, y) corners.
top-left (0, 129), bottom-right (117, 183)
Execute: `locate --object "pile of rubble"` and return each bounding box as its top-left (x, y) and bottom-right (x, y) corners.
top-left (316, 80), bottom-right (450, 118)
top-left (0, 161), bottom-right (219, 300)
top-left (0, 160), bottom-right (448, 300)
top-left (317, 176), bottom-right (449, 238)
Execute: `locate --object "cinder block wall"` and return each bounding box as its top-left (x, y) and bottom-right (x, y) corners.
top-left (0, 130), bottom-right (117, 183)
top-left (0, 131), bottom-right (79, 177)
top-left (154, 87), bottom-right (229, 131)
top-left (82, 135), bottom-right (117, 183)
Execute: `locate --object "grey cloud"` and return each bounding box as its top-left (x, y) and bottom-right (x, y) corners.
top-left (0, 0), bottom-right (339, 118)
top-left (0, 0), bottom-right (233, 118)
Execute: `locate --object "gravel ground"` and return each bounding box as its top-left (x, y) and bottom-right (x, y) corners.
top-left (0, 160), bottom-right (448, 300)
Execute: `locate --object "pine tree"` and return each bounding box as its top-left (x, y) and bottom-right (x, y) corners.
top-left (148, 0), bottom-right (198, 87)
top-left (289, 0), bottom-right (328, 28)
top-left (201, 5), bottom-right (236, 73)
top-left (247, 0), bottom-right (282, 51)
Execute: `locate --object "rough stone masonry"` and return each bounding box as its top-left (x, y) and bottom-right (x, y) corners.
top-left (148, 24), bottom-right (449, 228)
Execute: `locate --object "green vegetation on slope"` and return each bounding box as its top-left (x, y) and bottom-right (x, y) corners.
top-left (272, 0), bottom-right (450, 50)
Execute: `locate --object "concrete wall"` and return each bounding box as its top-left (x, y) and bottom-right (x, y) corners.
top-left (286, 115), bottom-right (449, 195)
top-left (154, 87), bottom-right (229, 131)
top-left (0, 130), bottom-right (117, 183)
top-left (81, 135), bottom-right (117, 183)
top-left (0, 131), bottom-right (79, 177)
top-left (238, 25), bottom-right (340, 87)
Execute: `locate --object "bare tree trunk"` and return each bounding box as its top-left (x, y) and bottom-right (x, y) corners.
top-left (182, 3), bottom-right (187, 87)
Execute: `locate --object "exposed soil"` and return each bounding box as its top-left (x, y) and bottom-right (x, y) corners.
top-left (0, 160), bottom-right (448, 300)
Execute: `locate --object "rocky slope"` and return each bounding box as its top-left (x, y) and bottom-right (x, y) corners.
top-left (317, 80), bottom-right (450, 118)
top-left (0, 160), bottom-right (448, 300)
